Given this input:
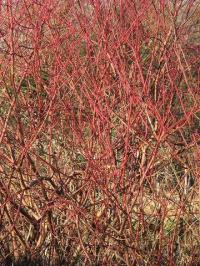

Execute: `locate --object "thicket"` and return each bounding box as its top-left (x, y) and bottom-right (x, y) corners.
top-left (0, 0), bottom-right (199, 265)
